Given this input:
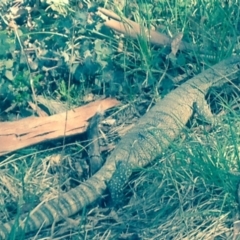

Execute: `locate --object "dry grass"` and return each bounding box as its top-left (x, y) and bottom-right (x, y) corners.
top-left (0, 0), bottom-right (240, 239)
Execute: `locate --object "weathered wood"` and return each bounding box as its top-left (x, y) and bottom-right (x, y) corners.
top-left (0, 98), bottom-right (120, 156)
top-left (98, 7), bottom-right (195, 52)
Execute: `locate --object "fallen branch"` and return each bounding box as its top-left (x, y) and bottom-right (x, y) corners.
top-left (0, 98), bottom-right (120, 156)
top-left (97, 7), bottom-right (196, 52)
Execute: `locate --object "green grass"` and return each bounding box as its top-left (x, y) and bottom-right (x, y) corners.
top-left (0, 0), bottom-right (239, 239)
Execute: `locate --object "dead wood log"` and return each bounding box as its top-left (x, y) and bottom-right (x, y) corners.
top-left (0, 98), bottom-right (120, 156)
top-left (98, 7), bottom-right (195, 52)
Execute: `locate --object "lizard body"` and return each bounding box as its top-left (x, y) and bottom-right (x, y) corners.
top-left (0, 56), bottom-right (239, 239)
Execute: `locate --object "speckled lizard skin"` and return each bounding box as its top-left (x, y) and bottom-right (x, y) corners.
top-left (0, 56), bottom-right (239, 239)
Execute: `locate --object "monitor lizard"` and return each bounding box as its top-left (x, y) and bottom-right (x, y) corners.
top-left (0, 56), bottom-right (239, 239)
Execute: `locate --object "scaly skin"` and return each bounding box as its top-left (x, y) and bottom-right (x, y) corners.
top-left (0, 56), bottom-right (239, 239)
